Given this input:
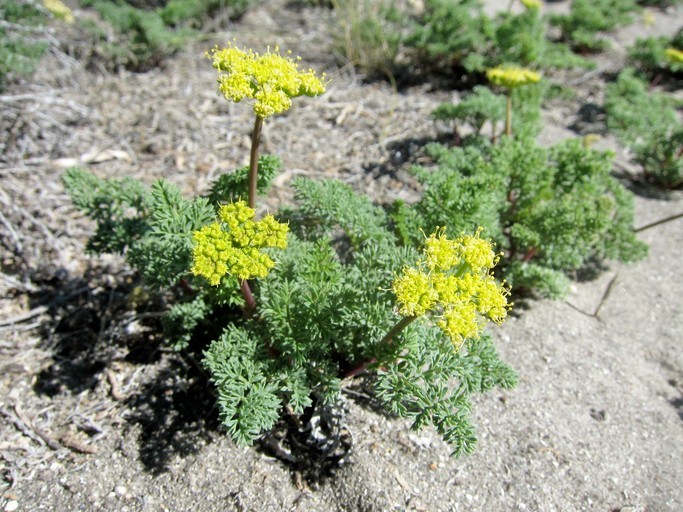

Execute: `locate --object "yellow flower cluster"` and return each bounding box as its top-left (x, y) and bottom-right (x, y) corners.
top-left (665, 47), bottom-right (683, 65)
top-left (209, 44), bottom-right (327, 118)
top-left (191, 201), bottom-right (289, 285)
top-left (520, 0), bottom-right (543, 9)
top-left (486, 66), bottom-right (541, 89)
top-left (392, 228), bottom-right (511, 349)
top-left (43, 0), bottom-right (74, 23)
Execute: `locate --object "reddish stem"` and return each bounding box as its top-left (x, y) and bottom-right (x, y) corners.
top-left (342, 315), bottom-right (417, 379)
top-left (522, 247), bottom-right (538, 263)
top-left (248, 116), bottom-right (264, 209)
top-left (240, 279), bottom-right (256, 317)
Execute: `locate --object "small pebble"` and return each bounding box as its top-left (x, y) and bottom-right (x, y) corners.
top-left (4, 500), bottom-right (18, 512)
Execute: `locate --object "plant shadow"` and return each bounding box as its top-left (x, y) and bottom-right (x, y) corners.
top-left (31, 266), bottom-right (147, 397)
top-left (568, 102), bottom-right (607, 136)
top-left (29, 264), bottom-right (220, 474)
top-left (123, 356), bottom-right (219, 475)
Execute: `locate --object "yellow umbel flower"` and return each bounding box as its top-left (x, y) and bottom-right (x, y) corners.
top-left (209, 44), bottom-right (327, 118)
top-left (392, 267), bottom-right (439, 317)
top-left (43, 0), bottom-right (74, 23)
top-left (393, 228), bottom-right (511, 349)
top-left (486, 66), bottom-right (541, 89)
top-left (665, 47), bottom-right (683, 65)
top-left (191, 201), bottom-right (288, 285)
top-left (521, 0), bottom-right (542, 8)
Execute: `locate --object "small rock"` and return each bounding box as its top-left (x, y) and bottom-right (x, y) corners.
top-left (4, 500), bottom-right (18, 512)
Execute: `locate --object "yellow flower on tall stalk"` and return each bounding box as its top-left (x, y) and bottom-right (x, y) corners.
top-left (391, 228), bottom-right (511, 350)
top-left (209, 43), bottom-right (327, 210)
top-left (191, 201), bottom-right (288, 286)
top-left (209, 44), bottom-right (327, 119)
top-left (486, 65), bottom-right (541, 89)
top-left (486, 65), bottom-right (541, 137)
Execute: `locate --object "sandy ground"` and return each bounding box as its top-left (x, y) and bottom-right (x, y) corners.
top-left (1, 1), bottom-right (682, 510)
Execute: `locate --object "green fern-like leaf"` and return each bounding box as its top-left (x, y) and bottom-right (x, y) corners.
top-left (204, 325), bottom-right (281, 446)
top-left (288, 177), bottom-right (394, 248)
top-left (62, 167), bottom-right (152, 253)
top-left (127, 179), bottom-right (214, 288)
top-left (375, 326), bottom-right (516, 457)
top-left (207, 154), bottom-right (282, 205)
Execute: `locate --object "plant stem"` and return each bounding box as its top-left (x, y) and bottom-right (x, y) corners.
top-left (505, 91), bottom-right (512, 137)
top-left (240, 279), bottom-right (256, 317)
top-left (248, 115), bottom-right (264, 209)
top-left (380, 315), bottom-right (417, 347)
top-left (343, 315), bottom-right (417, 378)
top-left (522, 246), bottom-right (538, 263)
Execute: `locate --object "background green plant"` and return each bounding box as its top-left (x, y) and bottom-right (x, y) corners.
top-left (604, 68), bottom-right (683, 188)
top-left (331, 0), bottom-right (408, 78)
top-left (431, 85), bottom-right (507, 142)
top-left (79, 0), bottom-right (251, 71)
top-left (0, 0), bottom-right (50, 89)
top-left (549, 0), bottom-right (639, 53)
top-left (391, 137), bottom-right (648, 298)
top-left (327, 0), bottom-right (593, 83)
top-left (403, 0), bottom-right (494, 74)
top-left (627, 27), bottom-right (683, 76)
top-left (399, 0), bottom-right (591, 77)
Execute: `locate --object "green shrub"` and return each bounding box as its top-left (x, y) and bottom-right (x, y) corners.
top-left (404, 0), bottom-right (494, 73)
top-left (331, 0), bottom-right (591, 81)
top-left (80, 0), bottom-right (251, 71)
top-left (432, 85), bottom-right (506, 141)
top-left (605, 68), bottom-right (683, 188)
top-left (491, 6), bottom-right (592, 70)
top-left (0, 0), bottom-right (50, 89)
top-left (331, 0), bottom-right (408, 77)
top-left (549, 0), bottom-right (639, 52)
top-left (64, 44), bottom-right (517, 457)
top-left (391, 137), bottom-right (648, 297)
top-left (627, 27), bottom-right (683, 76)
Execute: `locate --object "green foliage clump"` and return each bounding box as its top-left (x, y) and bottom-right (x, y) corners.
top-left (434, 79), bottom-right (547, 143)
top-left (403, 0), bottom-right (591, 76)
top-left (376, 332), bottom-right (516, 457)
top-left (508, 80), bottom-right (546, 139)
top-left (391, 137), bottom-right (648, 297)
top-left (432, 85), bottom-right (506, 140)
top-left (331, 0), bottom-right (408, 77)
top-left (64, 160), bottom-right (517, 454)
top-left (62, 167), bottom-right (153, 254)
top-left (63, 43), bottom-right (520, 457)
top-left (549, 0), bottom-right (639, 52)
top-left (80, 0), bottom-right (251, 71)
top-left (404, 0), bottom-right (494, 73)
top-left (491, 5), bottom-right (592, 70)
top-left (0, 0), bottom-right (50, 89)
top-left (605, 68), bottom-right (683, 188)
top-left (207, 154), bottom-right (282, 205)
top-left (627, 27), bottom-right (683, 76)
